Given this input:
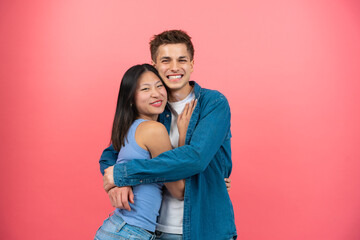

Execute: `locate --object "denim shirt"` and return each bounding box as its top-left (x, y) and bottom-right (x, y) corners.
top-left (99, 81), bottom-right (237, 240)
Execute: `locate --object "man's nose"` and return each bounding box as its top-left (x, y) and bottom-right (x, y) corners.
top-left (170, 61), bottom-right (179, 71)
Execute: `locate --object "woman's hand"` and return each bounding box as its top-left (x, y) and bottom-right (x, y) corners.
top-left (177, 99), bottom-right (197, 146)
top-left (103, 166), bottom-right (116, 192)
top-left (225, 178), bottom-right (231, 192)
top-left (108, 186), bottom-right (134, 211)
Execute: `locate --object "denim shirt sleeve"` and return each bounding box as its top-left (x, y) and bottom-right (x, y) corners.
top-left (99, 145), bottom-right (118, 175)
top-left (113, 94), bottom-right (231, 187)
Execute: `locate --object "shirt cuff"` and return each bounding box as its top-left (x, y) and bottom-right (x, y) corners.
top-left (114, 163), bottom-right (142, 186)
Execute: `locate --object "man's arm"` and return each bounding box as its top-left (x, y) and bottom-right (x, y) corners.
top-left (107, 94), bottom-right (231, 188)
top-left (99, 145), bottom-right (135, 211)
top-left (99, 145), bottom-right (118, 175)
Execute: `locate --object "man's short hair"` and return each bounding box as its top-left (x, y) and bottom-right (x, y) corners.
top-left (150, 30), bottom-right (194, 62)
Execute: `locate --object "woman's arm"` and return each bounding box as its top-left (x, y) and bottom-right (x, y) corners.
top-left (105, 92), bottom-right (231, 189)
top-left (177, 99), bottom-right (197, 146)
top-left (137, 121), bottom-right (184, 200)
top-left (161, 100), bottom-right (197, 199)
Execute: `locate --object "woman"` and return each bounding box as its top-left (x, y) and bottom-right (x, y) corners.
top-left (94, 64), bottom-right (196, 240)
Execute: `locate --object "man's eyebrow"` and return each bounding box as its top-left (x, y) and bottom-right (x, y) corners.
top-left (159, 56), bottom-right (188, 60)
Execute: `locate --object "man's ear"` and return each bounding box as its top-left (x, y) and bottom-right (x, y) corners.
top-left (151, 60), bottom-right (156, 67)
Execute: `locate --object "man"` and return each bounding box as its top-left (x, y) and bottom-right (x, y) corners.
top-left (100, 30), bottom-right (237, 240)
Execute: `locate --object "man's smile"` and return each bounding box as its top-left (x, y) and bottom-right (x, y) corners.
top-left (167, 74), bottom-right (183, 81)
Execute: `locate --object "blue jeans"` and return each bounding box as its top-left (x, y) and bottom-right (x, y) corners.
top-left (155, 231), bottom-right (182, 240)
top-left (94, 213), bottom-right (155, 240)
top-left (154, 231), bottom-right (236, 240)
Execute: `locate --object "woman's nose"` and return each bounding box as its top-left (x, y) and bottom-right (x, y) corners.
top-left (151, 88), bottom-right (161, 97)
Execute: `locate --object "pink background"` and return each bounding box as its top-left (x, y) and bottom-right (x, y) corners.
top-left (1, 0), bottom-right (360, 239)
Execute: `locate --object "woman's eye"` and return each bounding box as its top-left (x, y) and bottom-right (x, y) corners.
top-left (157, 84), bottom-right (164, 88)
top-left (141, 88), bottom-right (149, 91)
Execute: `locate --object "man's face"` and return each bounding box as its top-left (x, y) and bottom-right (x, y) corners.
top-left (152, 43), bottom-right (194, 93)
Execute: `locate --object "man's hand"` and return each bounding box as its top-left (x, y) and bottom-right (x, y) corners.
top-left (103, 166), bottom-right (116, 192)
top-left (108, 187), bottom-right (134, 211)
top-left (225, 178), bottom-right (231, 192)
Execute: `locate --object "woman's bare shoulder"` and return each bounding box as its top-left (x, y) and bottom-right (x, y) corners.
top-left (136, 120), bottom-right (168, 139)
top-left (137, 120), bottom-right (172, 154)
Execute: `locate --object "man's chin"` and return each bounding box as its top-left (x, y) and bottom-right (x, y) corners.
top-left (165, 80), bottom-right (189, 89)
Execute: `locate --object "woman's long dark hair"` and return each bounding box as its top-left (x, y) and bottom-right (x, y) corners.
top-left (111, 64), bottom-right (164, 152)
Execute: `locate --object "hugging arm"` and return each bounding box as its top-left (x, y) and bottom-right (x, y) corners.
top-left (101, 101), bottom-right (196, 208)
top-left (99, 145), bottom-right (118, 175)
top-left (142, 121), bottom-right (185, 200)
top-left (108, 96), bottom-right (231, 187)
top-left (161, 99), bottom-right (197, 200)
top-left (99, 146), bottom-right (135, 210)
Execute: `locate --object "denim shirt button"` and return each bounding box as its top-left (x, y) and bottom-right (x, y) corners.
top-left (166, 114), bottom-right (170, 118)
top-left (139, 180), bottom-right (143, 183)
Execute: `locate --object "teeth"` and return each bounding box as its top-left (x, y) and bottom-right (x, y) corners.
top-left (168, 75), bottom-right (182, 79)
top-left (152, 101), bottom-right (161, 104)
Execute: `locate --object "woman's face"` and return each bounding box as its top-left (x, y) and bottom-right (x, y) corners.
top-left (134, 71), bottom-right (167, 121)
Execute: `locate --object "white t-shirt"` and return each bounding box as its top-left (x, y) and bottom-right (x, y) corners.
top-left (156, 90), bottom-right (195, 234)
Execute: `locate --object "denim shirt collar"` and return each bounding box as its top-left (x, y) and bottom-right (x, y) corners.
top-left (190, 81), bottom-right (201, 99)
top-left (165, 81), bottom-right (201, 109)
top-left (161, 81), bottom-right (201, 133)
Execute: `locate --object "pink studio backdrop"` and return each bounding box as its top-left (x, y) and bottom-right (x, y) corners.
top-left (1, 0), bottom-right (359, 239)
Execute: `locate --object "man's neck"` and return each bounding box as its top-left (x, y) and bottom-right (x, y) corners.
top-left (168, 84), bottom-right (193, 102)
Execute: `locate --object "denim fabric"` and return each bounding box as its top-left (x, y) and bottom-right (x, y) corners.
top-left (155, 231), bottom-right (182, 240)
top-left (94, 212), bottom-right (155, 240)
top-left (100, 81), bottom-right (237, 240)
